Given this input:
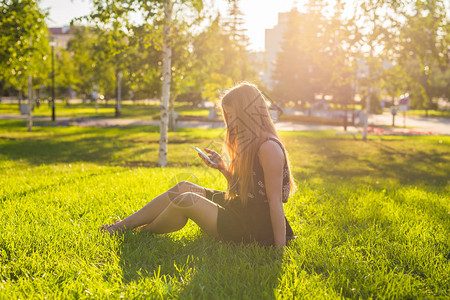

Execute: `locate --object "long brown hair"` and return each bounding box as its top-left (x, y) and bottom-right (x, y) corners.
top-left (220, 82), bottom-right (295, 205)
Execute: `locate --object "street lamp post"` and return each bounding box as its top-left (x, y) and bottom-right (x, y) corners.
top-left (50, 37), bottom-right (56, 121)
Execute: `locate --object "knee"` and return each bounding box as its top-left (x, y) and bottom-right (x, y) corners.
top-left (175, 181), bottom-right (204, 196)
top-left (175, 181), bottom-right (194, 193)
top-left (171, 192), bottom-right (198, 209)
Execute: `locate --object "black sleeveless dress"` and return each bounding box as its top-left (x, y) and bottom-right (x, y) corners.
top-left (205, 138), bottom-right (295, 246)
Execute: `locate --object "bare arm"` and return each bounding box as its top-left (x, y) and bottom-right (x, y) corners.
top-left (259, 141), bottom-right (286, 248)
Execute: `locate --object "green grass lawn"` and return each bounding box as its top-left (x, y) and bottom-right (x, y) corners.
top-left (0, 102), bottom-right (210, 120)
top-left (391, 109), bottom-right (450, 119)
top-left (0, 120), bottom-right (449, 299)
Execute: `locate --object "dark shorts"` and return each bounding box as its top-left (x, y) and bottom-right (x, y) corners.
top-left (204, 188), bottom-right (251, 244)
top-left (205, 188), bottom-right (296, 246)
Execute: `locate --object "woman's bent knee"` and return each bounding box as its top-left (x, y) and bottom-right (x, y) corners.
top-left (175, 181), bottom-right (193, 193)
top-left (167, 193), bottom-right (219, 238)
top-left (171, 192), bottom-right (198, 208)
top-left (175, 181), bottom-right (205, 196)
top-left (167, 181), bottom-right (193, 200)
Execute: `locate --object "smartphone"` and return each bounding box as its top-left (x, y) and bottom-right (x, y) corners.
top-left (193, 146), bottom-right (215, 165)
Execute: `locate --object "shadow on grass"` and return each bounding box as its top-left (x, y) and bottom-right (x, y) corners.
top-left (0, 136), bottom-right (137, 165)
top-left (2, 122), bottom-right (448, 189)
top-left (117, 232), bottom-right (283, 298)
top-left (0, 123), bottom-right (206, 167)
top-left (290, 137), bottom-right (449, 189)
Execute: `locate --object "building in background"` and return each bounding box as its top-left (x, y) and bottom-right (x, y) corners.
top-left (247, 50), bottom-right (266, 82)
top-left (49, 26), bottom-right (74, 49)
top-left (263, 12), bottom-right (289, 90)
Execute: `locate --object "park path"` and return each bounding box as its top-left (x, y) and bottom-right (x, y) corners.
top-left (369, 112), bottom-right (450, 134)
top-left (1, 112), bottom-right (449, 135)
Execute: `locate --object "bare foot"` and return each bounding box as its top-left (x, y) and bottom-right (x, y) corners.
top-left (100, 220), bottom-right (124, 234)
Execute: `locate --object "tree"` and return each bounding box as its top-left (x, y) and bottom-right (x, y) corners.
top-left (220, 0), bottom-right (254, 81)
top-left (201, 73), bottom-right (233, 102)
top-left (381, 63), bottom-right (408, 105)
top-left (352, 0), bottom-right (406, 139)
top-left (0, 0), bottom-right (50, 131)
top-left (126, 24), bottom-right (161, 100)
top-left (82, 0), bottom-right (259, 165)
top-left (322, 0), bottom-right (359, 114)
top-left (66, 26), bottom-right (96, 99)
top-left (159, 0), bottom-right (173, 166)
top-left (66, 26), bottom-right (115, 101)
top-left (396, 0), bottom-right (449, 113)
top-left (54, 48), bottom-right (79, 105)
top-left (99, 24), bottom-right (130, 116)
top-left (86, 0), bottom-right (205, 167)
top-left (190, 11), bottom-right (255, 100)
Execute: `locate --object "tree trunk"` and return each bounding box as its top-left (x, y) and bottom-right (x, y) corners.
top-left (0, 79), bottom-right (4, 102)
top-left (169, 96), bottom-right (176, 132)
top-left (363, 91), bottom-right (370, 140)
top-left (158, 0), bottom-right (173, 167)
top-left (343, 102), bottom-right (347, 131)
top-left (51, 42), bottom-right (56, 121)
top-left (27, 74), bottom-right (33, 132)
top-left (18, 89), bottom-right (22, 109)
top-left (66, 86), bottom-right (73, 106)
top-left (116, 71), bottom-right (122, 117)
top-left (363, 44), bottom-right (373, 141)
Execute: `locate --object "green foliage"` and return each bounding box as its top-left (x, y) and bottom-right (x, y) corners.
top-left (273, 0), bottom-right (449, 111)
top-left (361, 91), bottom-right (382, 114)
top-left (0, 0), bottom-right (258, 105)
top-left (66, 26), bottom-right (113, 98)
top-left (54, 48), bottom-right (79, 99)
top-left (219, 1), bottom-right (256, 82)
top-left (0, 121), bottom-right (449, 298)
top-left (380, 64), bottom-right (408, 101)
top-left (125, 24), bottom-right (162, 99)
top-left (187, 2), bottom-right (258, 98)
top-left (80, 0), bottom-right (258, 103)
top-left (395, 0), bottom-right (449, 109)
top-left (0, 0), bottom-right (50, 92)
top-left (201, 73), bottom-right (232, 102)
top-left (190, 16), bottom-right (228, 97)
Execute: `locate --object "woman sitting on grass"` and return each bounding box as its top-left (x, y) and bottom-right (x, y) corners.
top-left (102, 83), bottom-right (296, 247)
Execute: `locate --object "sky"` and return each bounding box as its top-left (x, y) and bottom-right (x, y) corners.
top-left (39, 0), bottom-right (301, 51)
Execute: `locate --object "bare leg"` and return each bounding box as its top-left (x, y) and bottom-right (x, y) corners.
top-left (103, 181), bottom-right (206, 233)
top-left (141, 192), bottom-right (220, 238)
